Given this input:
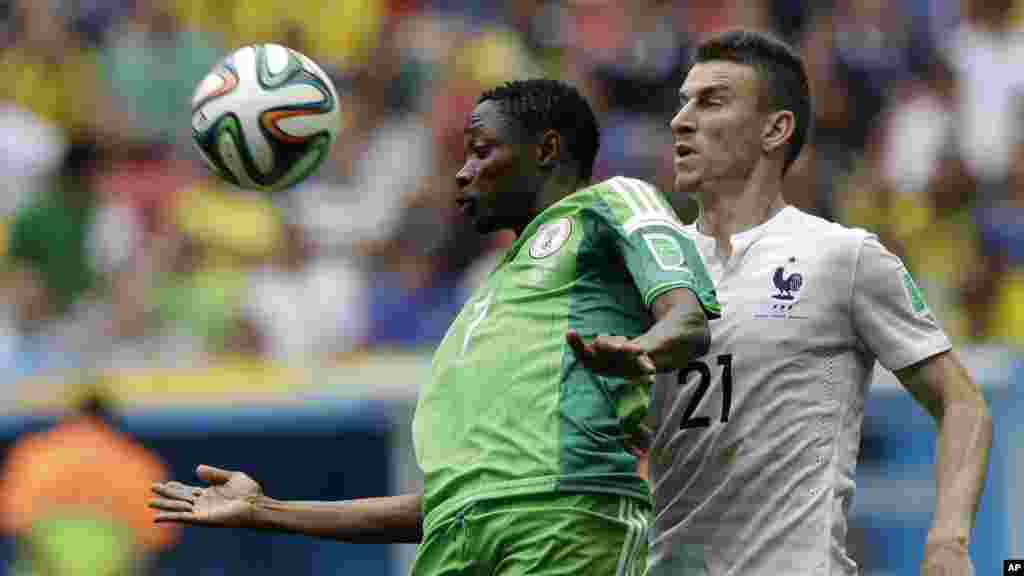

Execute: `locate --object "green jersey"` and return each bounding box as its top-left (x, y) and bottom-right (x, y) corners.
top-left (413, 177), bottom-right (720, 533)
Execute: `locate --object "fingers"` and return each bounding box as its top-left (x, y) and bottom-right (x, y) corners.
top-left (635, 353), bottom-right (656, 374)
top-left (590, 336), bottom-right (656, 375)
top-left (196, 464), bottom-right (234, 485)
top-left (151, 482), bottom-right (199, 503)
top-left (566, 331), bottom-right (591, 360)
top-left (149, 494), bottom-right (200, 525)
top-left (567, 332), bottom-right (656, 376)
top-left (153, 512), bottom-right (202, 525)
top-left (167, 481), bottom-right (203, 496)
top-left (591, 336), bottom-right (639, 354)
top-left (148, 497), bottom-right (193, 513)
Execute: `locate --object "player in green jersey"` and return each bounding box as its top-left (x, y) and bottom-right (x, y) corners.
top-left (149, 79), bottom-right (720, 575)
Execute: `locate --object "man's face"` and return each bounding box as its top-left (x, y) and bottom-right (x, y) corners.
top-left (670, 61), bottom-right (766, 195)
top-left (455, 100), bottom-right (537, 234)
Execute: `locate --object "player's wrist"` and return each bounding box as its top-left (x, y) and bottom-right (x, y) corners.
top-left (248, 495), bottom-right (282, 530)
top-left (926, 521), bottom-right (970, 546)
top-left (924, 535), bottom-right (969, 553)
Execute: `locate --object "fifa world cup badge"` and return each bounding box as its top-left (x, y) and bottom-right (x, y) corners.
top-left (530, 218), bottom-right (572, 259)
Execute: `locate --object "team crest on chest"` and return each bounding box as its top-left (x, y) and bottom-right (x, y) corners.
top-left (529, 217), bottom-right (572, 259)
top-left (754, 256), bottom-right (809, 319)
top-left (771, 257), bottom-right (803, 301)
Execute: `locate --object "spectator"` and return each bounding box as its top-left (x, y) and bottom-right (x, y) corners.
top-left (0, 105), bottom-right (65, 218)
top-left (1, 137), bottom-right (107, 380)
top-left (97, 0), bottom-right (221, 150)
top-left (830, 0), bottom-right (911, 152)
top-left (295, 68), bottom-right (430, 255)
top-left (0, 386), bottom-right (178, 574)
top-left (973, 140), bottom-right (1024, 344)
top-left (224, 0), bottom-right (383, 70)
top-left (789, 5), bottom-right (860, 219)
top-left (238, 220), bottom-right (369, 362)
top-left (946, 0), bottom-right (1024, 187)
top-left (0, 0), bottom-right (128, 141)
top-left (150, 224), bottom-right (251, 360)
top-left (839, 145), bottom-right (981, 343)
top-left (880, 46), bottom-right (958, 206)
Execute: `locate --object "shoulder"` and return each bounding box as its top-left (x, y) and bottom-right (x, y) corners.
top-left (769, 208), bottom-right (880, 293)
top-left (785, 207), bottom-right (874, 258)
top-left (583, 176), bottom-right (666, 208)
top-left (576, 176), bottom-right (682, 232)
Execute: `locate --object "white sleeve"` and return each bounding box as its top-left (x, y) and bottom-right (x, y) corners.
top-left (851, 235), bottom-right (952, 371)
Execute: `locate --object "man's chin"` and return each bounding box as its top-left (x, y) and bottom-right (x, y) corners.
top-left (673, 174), bottom-right (700, 196)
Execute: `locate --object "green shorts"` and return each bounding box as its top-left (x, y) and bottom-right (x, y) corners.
top-left (410, 492), bottom-right (650, 576)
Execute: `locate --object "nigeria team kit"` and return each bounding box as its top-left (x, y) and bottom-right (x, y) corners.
top-left (411, 177), bottom-right (720, 575)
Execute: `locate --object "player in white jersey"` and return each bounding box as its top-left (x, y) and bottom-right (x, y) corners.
top-left (645, 30), bottom-right (992, 576)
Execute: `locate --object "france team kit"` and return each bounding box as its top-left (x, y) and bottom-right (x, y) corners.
top-left (648, 206), bottom-right (951, 575)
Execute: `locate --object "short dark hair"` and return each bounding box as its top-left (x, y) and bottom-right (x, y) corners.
top-left (693, 29), bottom-right (812, 174)
top-left (75, 384), bottom-right (116, 422)
top-left (479, 79), bottom-right (601, 183)
top-left (62, 136), bottom-right (103, 180)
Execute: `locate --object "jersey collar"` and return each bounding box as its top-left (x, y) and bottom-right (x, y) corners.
top-left (686, 205), bottom-right (797, 266)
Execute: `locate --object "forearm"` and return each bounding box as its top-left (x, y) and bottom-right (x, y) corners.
top-left (895, 352), bottom-right (993, 547)
top-left (630, 300), bottom-right (709, 372)
top-left (250, 493), bottom-right (423, 543)
top-left (928, 396), bottom-right (992, 545)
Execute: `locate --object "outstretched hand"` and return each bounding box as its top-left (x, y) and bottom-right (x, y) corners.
top-left (149, 465), bottom-right (263, 528)
top-left (567, 331), bottom-right (656, 379)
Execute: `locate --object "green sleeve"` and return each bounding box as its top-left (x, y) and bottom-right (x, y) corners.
top-left (7, 205), bottom-right (42, 266)
top-left (589, 177), bottom-right (721, 319)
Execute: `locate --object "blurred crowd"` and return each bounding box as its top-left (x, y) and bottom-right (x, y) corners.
top-left (1, 0), bottom-right (1024, 389)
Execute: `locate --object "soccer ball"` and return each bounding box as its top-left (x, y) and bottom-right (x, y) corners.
top-left (191, 44), bottom-right (340, 192)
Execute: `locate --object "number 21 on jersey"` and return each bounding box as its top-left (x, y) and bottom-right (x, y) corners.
top-left (678, 354), bottom-right (733, 429)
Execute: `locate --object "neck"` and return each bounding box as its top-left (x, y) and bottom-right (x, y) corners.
top-left (515, 171), bottom-right (582, 236)
top-left (694, 163), bottom-right (787, 259)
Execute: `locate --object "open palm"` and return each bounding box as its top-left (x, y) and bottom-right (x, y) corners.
top-left (150, 465), bottom-right (262, 528)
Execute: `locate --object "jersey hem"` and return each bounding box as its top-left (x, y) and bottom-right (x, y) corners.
top-left (422, 476), bottom-right (651, 535)
top-left (882, 336), bottom-right (952, 372)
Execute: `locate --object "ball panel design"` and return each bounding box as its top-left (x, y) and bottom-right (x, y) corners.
top-left (274, 133), bottom-right (331, 191)
top-left (191, 66), bottom-right (239, 132)
top-left (190, 43), bottom-right (339, 193)
top-left (264, 44), bottom-right (290, 75)
top-left (217, 138), bottom-right (254, 189)
top-left (261, 108), bottom-right (325, 144)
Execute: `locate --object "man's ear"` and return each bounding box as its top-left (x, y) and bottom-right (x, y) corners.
top-left (537, 129), bottom-right (561, 170)
top-left (762, 110), bottom-right (795, 154)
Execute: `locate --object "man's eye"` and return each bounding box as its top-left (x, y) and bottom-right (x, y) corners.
top-left (473, 145), bottom-right (492, 158)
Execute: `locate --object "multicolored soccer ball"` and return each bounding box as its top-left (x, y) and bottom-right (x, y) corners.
top-left (191, 44), bottom-right (340, 192)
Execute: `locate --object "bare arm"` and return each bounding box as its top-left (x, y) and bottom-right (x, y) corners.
top-left (250, 494), bottom-right (423, 543)
top-left (894, 351), bottom-right (992, 548)
top-left (632, 288), bottom-right (710, 371)
top-left (567, 287), bottom-right (710, 377)
top-left (150, 465), bottom-right (423, 543)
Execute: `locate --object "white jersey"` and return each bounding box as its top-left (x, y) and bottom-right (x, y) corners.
top-left (647, 206), bottom-right (951, 575)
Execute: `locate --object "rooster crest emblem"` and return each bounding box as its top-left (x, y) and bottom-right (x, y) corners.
top-left (772, 262), bottom-right (803, 301)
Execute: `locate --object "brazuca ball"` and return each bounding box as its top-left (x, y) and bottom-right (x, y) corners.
top-left (191, 44), bottom-right (341, 193)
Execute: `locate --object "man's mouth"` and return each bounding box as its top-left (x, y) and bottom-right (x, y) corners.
top-left (674, 142), bottom-right (696, 159)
